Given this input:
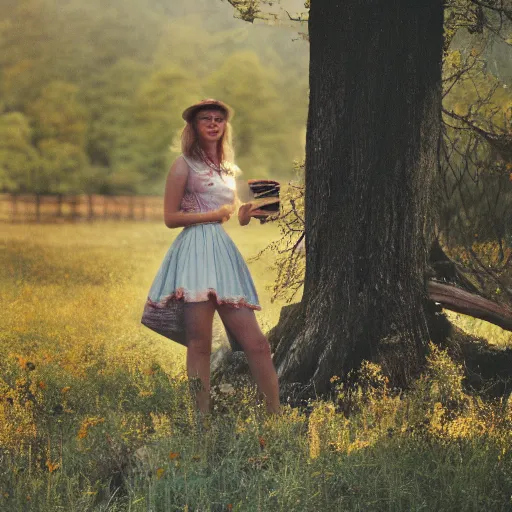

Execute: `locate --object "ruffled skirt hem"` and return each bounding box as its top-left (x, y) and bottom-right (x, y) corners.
top-left (146, 287), bottom-right (261, 311)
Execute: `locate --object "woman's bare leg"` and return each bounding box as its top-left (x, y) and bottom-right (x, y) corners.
top-left (217, 305), bottom-right (280, 414)
top-left (184, 300), bottom-right (216, 413)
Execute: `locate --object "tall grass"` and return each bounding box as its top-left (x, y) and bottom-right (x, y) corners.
top-left (1, 221), bottom-right (511, 511)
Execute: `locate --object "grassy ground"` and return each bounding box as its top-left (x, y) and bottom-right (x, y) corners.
top-left (1, 221), bottom-right (512, 511)
top-left (0, 220), bottom-right (285, 373)
top-left (445, 311), bottom-right (512, 349)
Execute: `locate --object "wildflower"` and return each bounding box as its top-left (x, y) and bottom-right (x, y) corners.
top-left (347, 439), bottom-right (371, 454)
top-left (169, 451), bottom-right (180, 460)
top-left (258, 437), bottom-right (266, 450)
top-left (329, 375), bottom-right (340, 383)
top-left (218, 383), bottom-right (235, 395)
top-left (15, 356), bottom-right (27, 370)
top-left (247, 455), bottom-right (270, 469)
top-left (156, 468), bottom-right (165, 480)
top-left (37, 381), bottom-right (46, 389)
top-left (46, 460), bottom-right (60, 473)
top-left (77, 417), bottom-right (105, 440)
top-left (61, 387), bottom-right (71, 393)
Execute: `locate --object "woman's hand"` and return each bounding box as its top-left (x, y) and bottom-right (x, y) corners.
top-left (216, 204), bottom-right (235, 223)
top-left (238, 202), bottom-right (252, 226)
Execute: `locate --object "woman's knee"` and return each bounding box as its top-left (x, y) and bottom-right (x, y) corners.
top-left (243, 335), bottom-right (271, 358)
top-left (187, 337), bottom-right (211, 356)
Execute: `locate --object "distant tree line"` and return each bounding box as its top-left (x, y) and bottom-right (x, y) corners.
top-left (0, 0), bottom-right (309, 197)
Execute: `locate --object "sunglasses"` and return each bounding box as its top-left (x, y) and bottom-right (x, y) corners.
top-left (197, 115), bottom-right (226, 124)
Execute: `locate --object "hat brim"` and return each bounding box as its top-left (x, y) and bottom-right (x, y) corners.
top-left (182, 100), bottom-right (233, 122)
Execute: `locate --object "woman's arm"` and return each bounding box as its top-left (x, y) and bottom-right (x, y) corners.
top-left (238, 201), bottom-right (252, 226)
top-left (233, 176), bottom-right (253, 227)
top-left (164, 157), bottom-right (232, 228)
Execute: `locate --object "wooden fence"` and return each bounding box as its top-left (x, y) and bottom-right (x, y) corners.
top-left (0, 194), bottom-right (164, 223)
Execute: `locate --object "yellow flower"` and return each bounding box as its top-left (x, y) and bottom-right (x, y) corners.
top-left (16, 356), bottom-right (27, 370)
top-left (156, 468), bottom-right (165, 480)
top-left (46, 460), bottom-right (60, 473)
top-left (77, 417), bottom-right (105, 440)
top-left (61, 387), bottom-right (71, 393)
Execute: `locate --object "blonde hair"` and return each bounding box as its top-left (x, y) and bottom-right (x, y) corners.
top-left (181, 111), bottom-right (235, 163)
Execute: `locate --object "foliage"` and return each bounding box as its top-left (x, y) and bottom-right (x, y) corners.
top-left (207, 51), bottom-right (306, 179)
top-left (249, 159), bottom-right (305, 303)
top-left (0, 0), bottom-right (309, 195)
top-left (0, 112), bottom-right (39, 192)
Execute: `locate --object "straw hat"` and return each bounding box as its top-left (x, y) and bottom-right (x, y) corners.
top-left (181, 99), bottom-right (234, 123)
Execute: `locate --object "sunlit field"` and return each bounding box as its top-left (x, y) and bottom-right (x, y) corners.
top-left (1, 221), bottom-right (512, 511)
top-left (446, 311), bottom-right (512, 349)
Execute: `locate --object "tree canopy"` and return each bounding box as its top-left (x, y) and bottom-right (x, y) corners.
top-left (0, 0), bottom-right (309, 195)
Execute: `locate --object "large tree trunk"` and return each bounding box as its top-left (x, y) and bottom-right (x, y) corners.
top-left (273, 1), bottom-right (445, 392)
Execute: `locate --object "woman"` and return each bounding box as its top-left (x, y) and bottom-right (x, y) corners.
top-left (141, 99), bottom-right (280, 414)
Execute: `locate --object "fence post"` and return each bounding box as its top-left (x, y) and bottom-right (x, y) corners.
top-left (70, 195), bottom-right (78, 221)
top-left (88, 194), bottom-right (94, 221)
top-left (129, 195), bottom-right (135, 220)
top-left (35, 194), bottom-right (41, 223)
top-left (57, 194), bottom-right (63, 218)
top-left (11, 194), bottom-right (17, 223)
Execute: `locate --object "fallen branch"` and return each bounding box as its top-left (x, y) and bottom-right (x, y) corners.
top-left (428, 280), bottom-right (512, 332)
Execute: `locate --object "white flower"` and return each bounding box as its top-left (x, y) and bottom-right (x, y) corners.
top-left (218, 383), bottom-right (235, 395)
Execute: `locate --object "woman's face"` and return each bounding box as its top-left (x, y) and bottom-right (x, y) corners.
top-left (194, 108), bottom-right (227, 144)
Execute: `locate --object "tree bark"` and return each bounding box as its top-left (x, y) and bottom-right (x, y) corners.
top-left (273, 1), bottom-right (445, 392)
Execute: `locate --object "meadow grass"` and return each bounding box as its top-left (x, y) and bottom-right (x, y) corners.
top-left (1, 221), bottom-right (512, 511)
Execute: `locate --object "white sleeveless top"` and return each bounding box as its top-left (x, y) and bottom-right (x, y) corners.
top-left (180, 155), bottom-right (240, 214)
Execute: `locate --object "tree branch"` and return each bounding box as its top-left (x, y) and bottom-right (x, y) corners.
top-left (428, 281), bottom-right (512, 331)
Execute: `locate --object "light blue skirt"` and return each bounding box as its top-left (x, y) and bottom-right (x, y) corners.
top-left (141, 223), bottom-right (260, 351)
